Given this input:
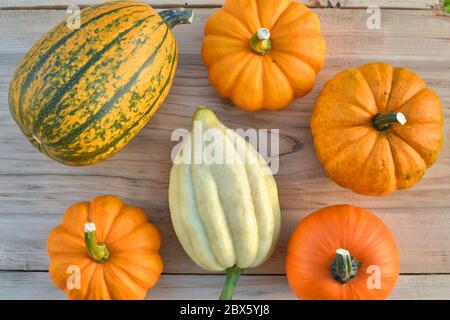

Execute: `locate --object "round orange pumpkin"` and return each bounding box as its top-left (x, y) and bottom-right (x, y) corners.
top-left (47, 195), bottom-right (163, 300)
top-left (311, 62), bottom-right (444, 195)
top-left (202, 0), bottom-right (326, 111)
top-left (286, 204), bottom-right (400, 300)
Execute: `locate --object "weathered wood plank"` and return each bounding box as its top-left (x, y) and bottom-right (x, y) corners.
top-left (0, 0), bottom-right (442, 10)
top-left (0, 272), bottom-right (449, 300)
top-left (1, 207), bottom-right (450, 273)
top-left (0, 8), bottom-right (449, 278)
top-left (0, 5), bottom-right (449, 299)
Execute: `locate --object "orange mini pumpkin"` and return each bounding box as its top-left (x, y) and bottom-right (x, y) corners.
top-left (47, 195), bottom-right (163, 300)
top-left (311, 62), bottom-right (444, 195)
top-left (202, 0), bottom-right (326, 111)
top-left (286, 204), bottom-right (400, 300)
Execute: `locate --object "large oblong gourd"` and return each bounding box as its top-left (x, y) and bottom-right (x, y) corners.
top-left (169, 107), bottom-right (281, 299)
top-left (9, 1), bottom-right (193, 166)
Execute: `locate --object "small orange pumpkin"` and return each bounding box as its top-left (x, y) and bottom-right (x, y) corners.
top-left (286, 204), bottom-right (400, 300)
top-left (311, 62), bottom-right (444, 195)
top-left (202, 0), bottom-right (326, 111)
top-left (47, 195), bottom-right (163, 300)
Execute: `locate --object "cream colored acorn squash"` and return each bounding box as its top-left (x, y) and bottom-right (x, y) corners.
top-left (168, 107), bottom-right (281, 299)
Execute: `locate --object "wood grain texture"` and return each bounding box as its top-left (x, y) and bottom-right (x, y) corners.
top-left (0, 0), bottom-right (442, 9)
top-left (0, 272), bottom-right (449, 300)
top-left (0, 6), bottom-right (449, 298)
top-left (1, 8), bottom-right (450, 274)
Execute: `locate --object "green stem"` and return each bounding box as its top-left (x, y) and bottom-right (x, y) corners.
top-left (443, 0), bottom-right (450, 14)
top-left (219, 265), bottom-right (242, 300)
top-left (84, 223), bottom-right (109, 263)
top-left (159, 8), bottom-right (194, 28)
top-left (372, 112), bottom-right (407, 131)
top-left (331, 249), bottom-right (360, 284)
top-left (249, 27), bottom-right (272, 55)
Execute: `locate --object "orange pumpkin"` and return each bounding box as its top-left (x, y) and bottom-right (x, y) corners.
top-left (286, 204), bottom-right (400, 300)
top-left (47, 195), bottom-right (163, 300)
top-left (202, 0), bottom-right (326, 111)
top-left (311, 62), bottom-right (444, 195)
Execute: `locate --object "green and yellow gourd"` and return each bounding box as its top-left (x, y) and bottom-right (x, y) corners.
top-left (9, 1), bottom-right (193, 166)
top-left (169, 107), bottom-right (281, 299)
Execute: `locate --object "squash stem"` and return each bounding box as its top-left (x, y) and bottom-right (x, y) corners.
top-left (219, 265), bottom-right (243, 300)
top-left (84, 223), bottom-right (109, 263)
top-left (372, 112), bottom-right (407, 131)
top-left (160, 8), bottom-right (194, 28)
top-left (331, 249), bottom-right (360, 284)
top-left (249, 27), bottom-right (272, 55)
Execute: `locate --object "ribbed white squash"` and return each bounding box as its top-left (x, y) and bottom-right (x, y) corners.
top-left (169, 107), bottom-right (281, 273)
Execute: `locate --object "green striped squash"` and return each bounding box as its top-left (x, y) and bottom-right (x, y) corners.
top-left (9, 1), bottom-right (193, 166)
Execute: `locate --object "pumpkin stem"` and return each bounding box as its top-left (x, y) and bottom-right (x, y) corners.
top-left (372, 112), bottom-right (407, 131)
top-left (219, 265), bottom-right (243, 300)
top-left (249, 27), bottom-right (272, 55)
top-left (159, 8), bottom-right (194, 28)
top-left (331, 249), bottom-right (360, 284)
top-left (84, 223), bottom-right (109, 263)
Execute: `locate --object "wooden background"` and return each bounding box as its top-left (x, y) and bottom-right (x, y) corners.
top-left (0, 0), bottom-right (449, 299)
